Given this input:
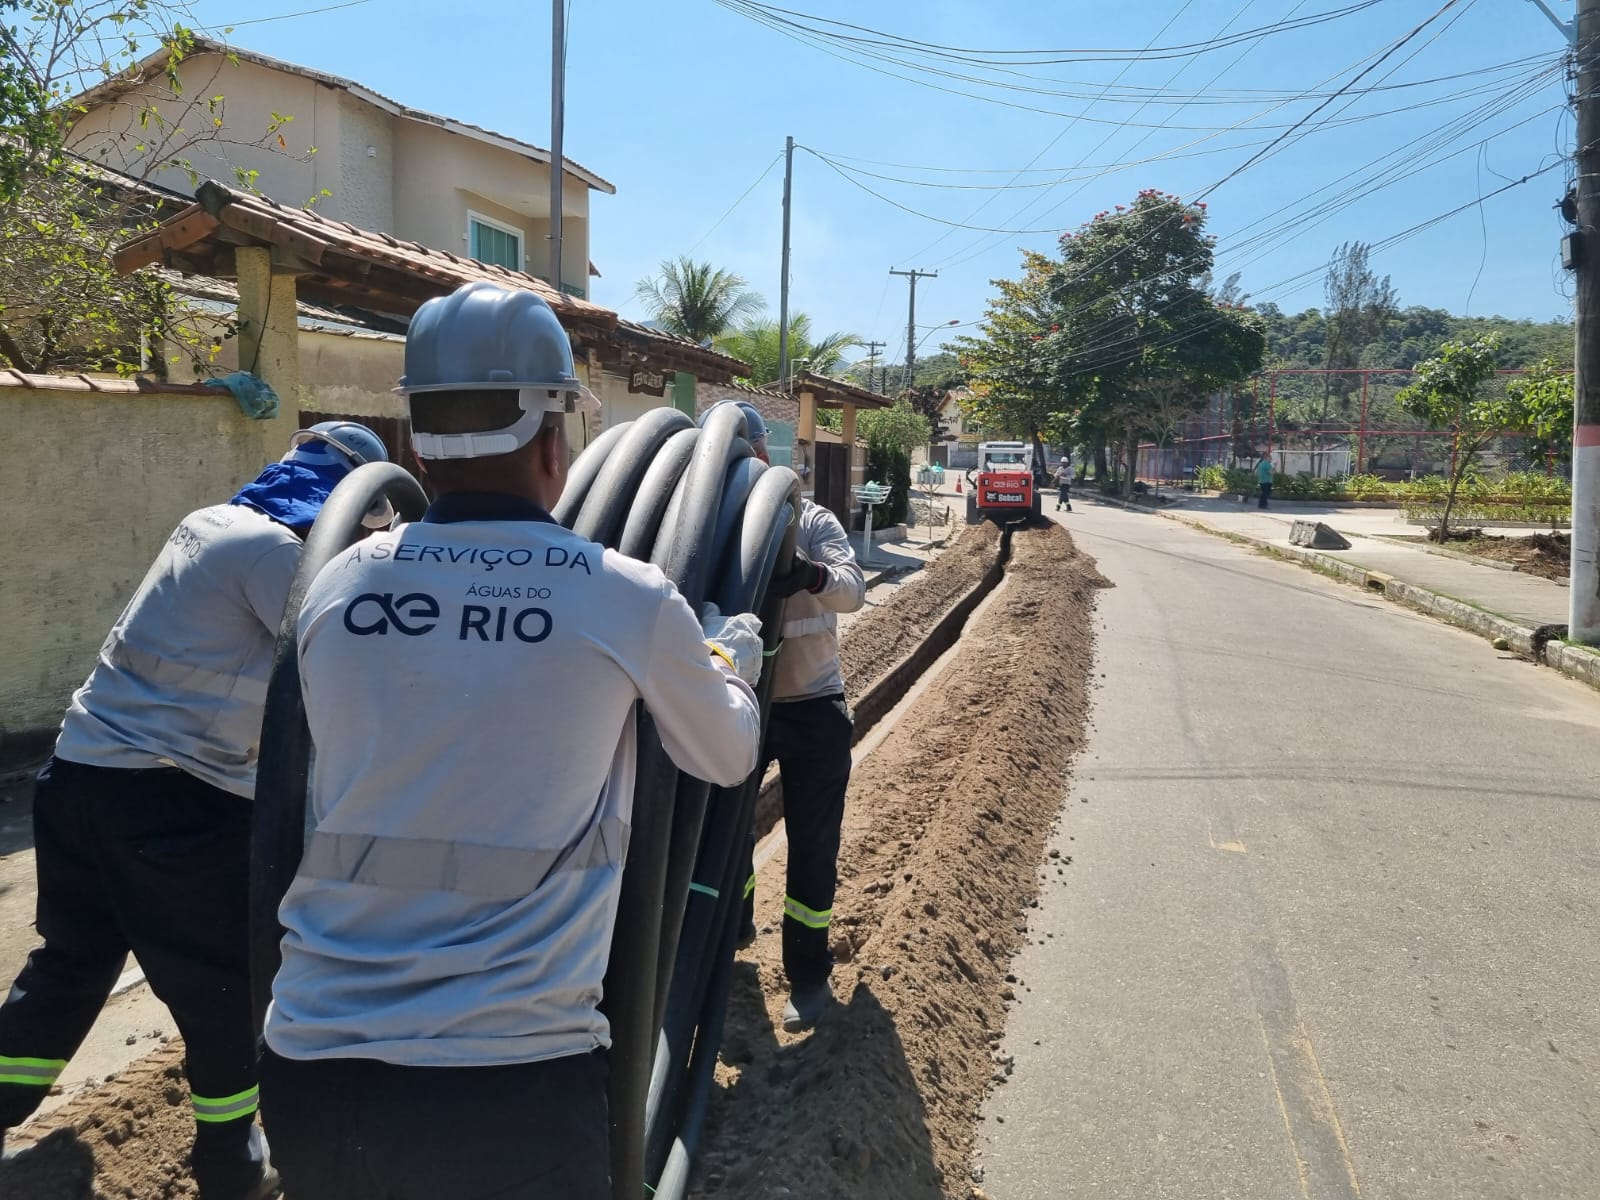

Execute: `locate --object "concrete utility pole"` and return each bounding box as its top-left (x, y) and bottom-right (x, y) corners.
top-left (1574, 0), bottom-right (1600, 640)
top-left (864, 339), bottom-right (886, 392)
top-left (548, 0), bottom-right (565, 290)
top-left (890, 268), bottom-right (936, 395)
top-left (778, 135), bottom-right (795, 389)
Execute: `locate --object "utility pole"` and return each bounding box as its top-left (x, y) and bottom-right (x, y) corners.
top-left (890, 267), bottom-right (936, 395)
top-left (778, 135), bottom-right (795, 389)
top-left (548, 0), bottom-right (565, 290)
top-left (1573, 0), bottom-right (1600, 641)
top-left (864, 339), bottom-right (886, 393)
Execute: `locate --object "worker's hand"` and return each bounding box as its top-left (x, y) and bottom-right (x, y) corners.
top-left (701, 605), bottom-right (764, 685)
top-left (768, 549), bottom-right (827, 600)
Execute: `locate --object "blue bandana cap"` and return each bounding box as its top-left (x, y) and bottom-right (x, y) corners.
top-left (230, 460), bottom-right (352, 530)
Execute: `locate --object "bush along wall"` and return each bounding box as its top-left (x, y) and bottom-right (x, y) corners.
top-left (864, 440), bottom-right (912, 528)
top-left (1192, 466), bottom-right (1571, 514)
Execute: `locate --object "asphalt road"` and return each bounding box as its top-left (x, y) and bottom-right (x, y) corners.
top-left (980, 500), bottom-right (1600, 1200)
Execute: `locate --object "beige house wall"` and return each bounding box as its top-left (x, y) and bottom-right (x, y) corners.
top-left (393, 121), bottom-right (590, 292)
top-left (2, 385), bottom-right (290, 743)
top-left (70, 52), bottom-right (595, 289)
top-left (67, 54), bottom-right (338, 211)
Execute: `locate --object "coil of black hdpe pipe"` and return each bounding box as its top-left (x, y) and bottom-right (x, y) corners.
top-left (249, 462), bottom-right (430, 1035)
top-left (250, 411), bottom-right (800, 1200)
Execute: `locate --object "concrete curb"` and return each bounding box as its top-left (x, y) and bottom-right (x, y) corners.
top-left (1370, 534), bottom-right (1572, 586)
top-left (1166, 512), bottom-right (1600, 694)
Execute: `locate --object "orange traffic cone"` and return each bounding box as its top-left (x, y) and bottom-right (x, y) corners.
top-left (955, 477), bottom-right (962, 493)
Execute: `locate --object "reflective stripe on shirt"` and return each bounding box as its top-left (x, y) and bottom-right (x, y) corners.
top-left (298, 816), bottom-right (627, 900)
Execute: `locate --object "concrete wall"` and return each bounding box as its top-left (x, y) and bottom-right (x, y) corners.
top-left (335, 90), bottom-right (395, 232)
top-left (2, 384), bottom-right (291, 748)
top-left (297, 329), bottom-right (405, 419)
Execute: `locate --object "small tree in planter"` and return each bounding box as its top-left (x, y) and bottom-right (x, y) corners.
top-left (857, 398), bottom-right (931, 528)
top-left (1396, 335), bottom-right (1532, 542)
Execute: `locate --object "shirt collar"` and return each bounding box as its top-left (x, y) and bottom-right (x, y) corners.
top-left (422, 492), bottom-right (557, 525)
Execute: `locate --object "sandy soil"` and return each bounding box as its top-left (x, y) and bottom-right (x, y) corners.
top-left (1, 1046), bottom-right (199, 1198)
top-left (839, 521), bottom-right (1001, 708)
top-left (693, 523), bottom-right (1107, 1199)
top-left (0, 520), bottom-right (1102, 1200)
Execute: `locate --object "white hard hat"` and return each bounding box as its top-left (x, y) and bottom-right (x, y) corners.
top-left (398, 281), bottom-right (599, 461)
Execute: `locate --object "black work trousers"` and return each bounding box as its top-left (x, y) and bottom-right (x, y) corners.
top-left (0, 757), bottom-right (263, 1197)
top-left (1258, 481), bottom-right (1273, 508)
top-left (742, 694), bottom-right (854, 987)
top-left (258, 1048), bottom-right (610, 1199)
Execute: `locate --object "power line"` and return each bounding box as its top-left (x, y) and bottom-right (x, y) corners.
top-left (211, 0), bottom-right (372, 29)
top-left (685, 152), bottom-right (782, 254)
top-left (714, 0), bottom-right (1386, 66)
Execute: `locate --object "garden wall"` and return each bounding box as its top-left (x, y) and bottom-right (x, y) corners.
top-left (1, 374), bottom-right (291, 762)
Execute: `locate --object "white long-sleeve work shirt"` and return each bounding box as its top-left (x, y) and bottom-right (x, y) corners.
top-left (54, 504), bottom-right (302, 796)
top-left (266, 493), bottom-right (761, 1068)
top-left (772, 500), bottom-right (866, 702)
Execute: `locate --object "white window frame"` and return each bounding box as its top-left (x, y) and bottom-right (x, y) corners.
top-left (466, 210), bottom-right (525, 270)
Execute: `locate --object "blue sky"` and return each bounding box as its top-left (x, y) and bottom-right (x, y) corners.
top-left (182, 0), bottom-right (1574, 364)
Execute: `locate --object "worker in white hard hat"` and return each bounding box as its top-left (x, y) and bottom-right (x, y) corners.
top-left (0, 419), bottom-right (389, 1199)
top-left (257, 282), bottom-right (764, 1200)
top-left (706, 400), bottom-right (867, 1033)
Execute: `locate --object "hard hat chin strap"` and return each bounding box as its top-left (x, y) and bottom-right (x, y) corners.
top-left (410, 394), bottom-right (550, 461)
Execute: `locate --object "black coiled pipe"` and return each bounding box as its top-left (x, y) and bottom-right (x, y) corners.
top-left (249, 462), bottom-right (430, 1035)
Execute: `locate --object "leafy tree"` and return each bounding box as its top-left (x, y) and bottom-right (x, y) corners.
top-left (952, 249), bottom-right (1068, 446)
top-left (0, 3), bottom-right (302, 374)
top-left (633, 256), bottom-right (764, 344)
top-left (1321, 241), bottom-right (1398, 435)
top-left (958, 193), bottom-right (1263, 492)
top-left (1507, 356), bottom-right (1575, 469)
top-left (716, 312), bottom-right (860, 386)
top-left (1397, 335), bottom-right (1532, 541)
top-left (857, 396), bottom-right (931, 453)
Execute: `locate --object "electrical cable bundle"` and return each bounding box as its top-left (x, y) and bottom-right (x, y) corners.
top-left (250, 402), bottom-right (801, 1200)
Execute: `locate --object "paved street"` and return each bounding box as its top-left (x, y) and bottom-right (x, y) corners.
top-left (981, 501), bottom-right (1600, 1199)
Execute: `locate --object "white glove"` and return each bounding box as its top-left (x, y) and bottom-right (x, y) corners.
top-left (701, 604), bottom-right (764, 686)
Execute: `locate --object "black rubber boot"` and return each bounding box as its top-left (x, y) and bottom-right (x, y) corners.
top-left (782, 980), bottom-right (834, 1033)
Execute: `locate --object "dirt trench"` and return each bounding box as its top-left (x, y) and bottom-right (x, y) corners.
top-left (695, 523), bottom-right (1107, 1199)
top-left (0, 520), bottom-right (1103, 1199)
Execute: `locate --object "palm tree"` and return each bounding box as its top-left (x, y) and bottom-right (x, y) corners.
top-left (715, 313), bottom-right (861, 386)
top-left (634, 257), bottom-right (765, 344)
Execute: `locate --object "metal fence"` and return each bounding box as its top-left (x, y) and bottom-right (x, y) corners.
top-left (1133, 367), bottom-right (1566, 485)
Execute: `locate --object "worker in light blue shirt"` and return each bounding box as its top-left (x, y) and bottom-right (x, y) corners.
top-left (1256, 455), bottom-right (1275, 509)
top-left (0, 420), bottom-right (390, 1200)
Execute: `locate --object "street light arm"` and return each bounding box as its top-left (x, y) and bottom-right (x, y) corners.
top-left (1526, 0), bottom-right (1577, 44)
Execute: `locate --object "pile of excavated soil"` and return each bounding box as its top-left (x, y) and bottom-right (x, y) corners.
top-left (0, 520), bottom-right (1025, 1198)
top-left (1457, 531), bottom-right (1569, 582)
top-left (1, 1046), bottom-right (198, 1198)
top-left (840, 521), bottom-right (1001, 706)
top-left (695, 523), bottom-right (1107, 1199)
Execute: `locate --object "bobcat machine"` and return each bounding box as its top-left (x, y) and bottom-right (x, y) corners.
top-left (965, 440), bottom-right (1043, 524)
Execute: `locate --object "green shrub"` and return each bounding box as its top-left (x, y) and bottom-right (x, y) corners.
top-left (866, 441), bottom-right (911, 526)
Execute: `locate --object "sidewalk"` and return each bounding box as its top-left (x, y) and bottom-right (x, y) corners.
top-left (1120, 496), bottom-right (1600, 692)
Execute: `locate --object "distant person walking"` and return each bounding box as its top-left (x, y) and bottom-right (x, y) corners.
top-left (1256, 456), bottom-right (1274, 509)
top-left (1054, 459), bottom-right (1073, 512)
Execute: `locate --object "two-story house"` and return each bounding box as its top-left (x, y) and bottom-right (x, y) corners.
top-left (67, 37), bottom-right (611, 299)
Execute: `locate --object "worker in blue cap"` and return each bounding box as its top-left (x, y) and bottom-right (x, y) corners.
top-left (0, 421), bottom-right (388, 1200)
